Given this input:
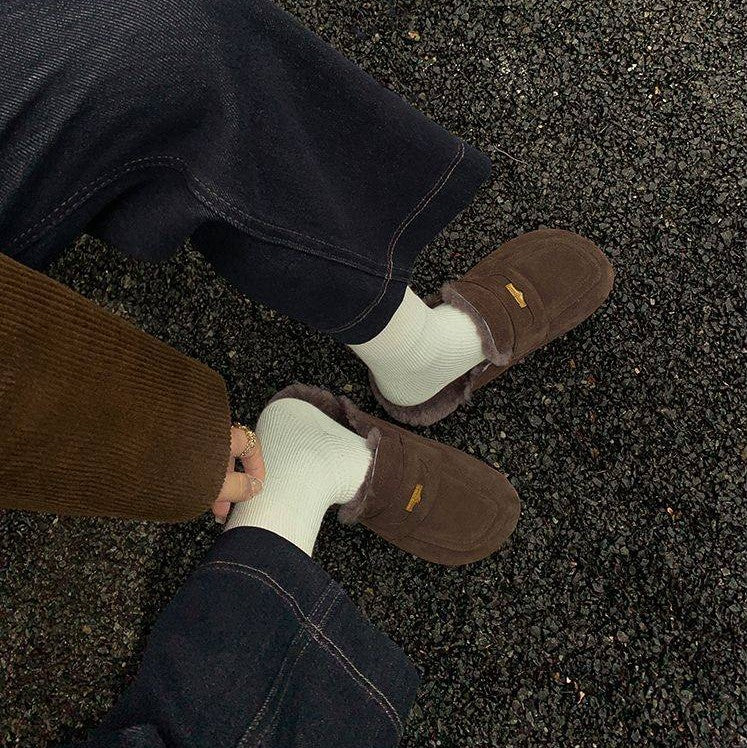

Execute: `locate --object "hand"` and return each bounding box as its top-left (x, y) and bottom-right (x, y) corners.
top-left (212, 425), bottom-right (265, 522)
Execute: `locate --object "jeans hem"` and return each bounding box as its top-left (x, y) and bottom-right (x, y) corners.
top-left (212, 528), bottom-right (420, 731)
top-left (322, 139), bottom-right (493, 344)
top-left (8, 154), bottom-right (411, 283)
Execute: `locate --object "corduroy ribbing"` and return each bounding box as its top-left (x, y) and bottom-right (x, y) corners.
top-left (0, 253), bottom-right (231, 521)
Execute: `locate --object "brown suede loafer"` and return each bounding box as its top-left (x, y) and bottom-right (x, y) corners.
top-left (270, 384), bottom-right (520, 566)
top-left (372, 229), bottom-right (614, 426)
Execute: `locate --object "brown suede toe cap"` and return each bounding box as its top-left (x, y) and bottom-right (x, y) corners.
top-left (346, 410), bottom-right (521, 567)
top-left (384, 454), bottom-right (520, 566)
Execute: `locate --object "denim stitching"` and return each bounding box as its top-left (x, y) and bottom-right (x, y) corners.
top-left (251, 590), bottom-right (345, 746)
top-left (312, 625), bottom-right (402, 731)
top-left (7, 156), bottom-right (176, 249)
top-left (237, 622), bottom-right (310, 745)
top-left (307, 580), bottom-right (336, 623)
top-left (7, 155), bottom-right (401, 278)
top-left (184, 168), bottom-right (408, 272)
top-left (237, 584), bottom-right (335, 743)
top-left (189, 189), bottom-right (409, 282)
top-left (207, 562), bottom-right (402, 732)
top-left (238, 586), bottom-right (341, 747)
top-left (319, 590), bottom-right (343, 627)
top-left (202, 561), bottom-right (402, 732)
top-left (324, 140), bottom-right (466, 334)
top-left (7, 154), bottom-right (411, 277)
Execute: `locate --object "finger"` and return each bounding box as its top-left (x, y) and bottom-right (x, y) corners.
top-left (233, 424), bottom-right (266, 482)
top-left (212, 499), bottom-right (231, 524)
top-left (218, 471), bottom-right (263, 503)
top-left (241, 440), bottom-right (266, 483)
top-left (225, 426), bottom-right (249, 474)
top-left (230, 426), bottom-right (251, 458)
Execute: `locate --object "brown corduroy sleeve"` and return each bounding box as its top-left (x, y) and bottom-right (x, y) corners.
top-left (0, 252), bottom-right (231, 522)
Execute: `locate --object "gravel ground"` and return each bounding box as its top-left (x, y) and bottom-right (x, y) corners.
top-left (1, 1), bottom-right (745, 746)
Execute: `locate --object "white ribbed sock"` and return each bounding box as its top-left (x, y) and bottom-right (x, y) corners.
top-left (350, 287), bottom-right (486, 407)
top-left (225, 398), bottom-right (372, 556)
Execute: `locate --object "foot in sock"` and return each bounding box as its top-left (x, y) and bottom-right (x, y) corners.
top-left (224, 398), bottom-right (373, 556)
top-left (349, 287), bottom-right (487, 407)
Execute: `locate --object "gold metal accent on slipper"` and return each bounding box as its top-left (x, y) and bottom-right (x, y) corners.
top-left (505, 282), bottom-right (527, 308)
top-left (406, 484), bottom-right (423, 512)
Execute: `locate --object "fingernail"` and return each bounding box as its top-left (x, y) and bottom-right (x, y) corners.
top-left (214, 515), bottom-right (226, 525)
top-left (247, 476), bottom-right (264, 496)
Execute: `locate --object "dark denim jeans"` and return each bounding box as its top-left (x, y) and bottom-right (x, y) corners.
top-left (74, 527), bottom-right (419, 747)
top-left (0, 0), bottom-right (490, 343)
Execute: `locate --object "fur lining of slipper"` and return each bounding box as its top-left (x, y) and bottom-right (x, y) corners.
top-left (370, 366), bottom-right (483, 427)
top-left (369, 284), bottom-right (512, 427)
top-left (337, 427), bottom-right (380, 524)
top-left (269, 384), bottom-right (381, 525)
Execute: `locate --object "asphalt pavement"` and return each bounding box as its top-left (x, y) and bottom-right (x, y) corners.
top-left (1, 1), bottom-right (745, 745)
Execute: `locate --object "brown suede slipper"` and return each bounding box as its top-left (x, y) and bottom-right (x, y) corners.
top-left (371, 229), bottom-right (614, 426)
top-left (269, 384), bottom-right (520, 566)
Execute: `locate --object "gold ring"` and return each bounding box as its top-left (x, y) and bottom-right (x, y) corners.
top-left (233, 423), bottom-right (258, 458)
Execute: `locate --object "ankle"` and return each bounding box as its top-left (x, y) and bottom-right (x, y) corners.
top-left (350, 289), bottom-right (432, 371)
